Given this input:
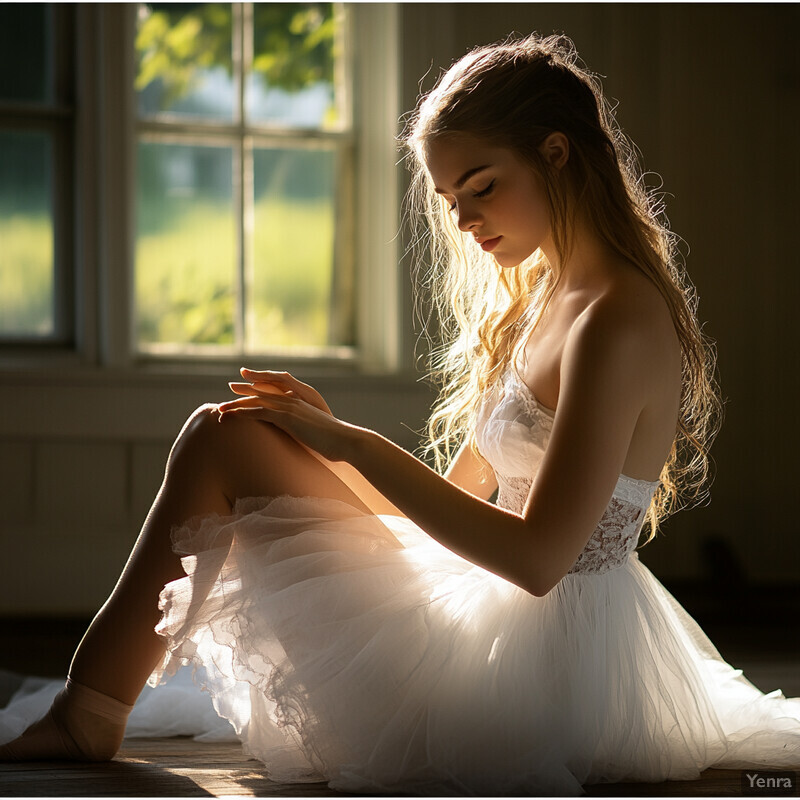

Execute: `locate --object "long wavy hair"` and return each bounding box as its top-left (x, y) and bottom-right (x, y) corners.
top-left (402, 34), bottom-right (721, 542)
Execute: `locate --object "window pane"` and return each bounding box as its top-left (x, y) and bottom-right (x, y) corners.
top-left (135, 3), bottom-right (234, 121)
top-left (250, 146), bottom-right (336, 349)
top-left (247, 4), bottom-right (340, 129)
top-left (0, 5), bottom-right (52, 104)
top-left (0, 132), bottom-right (54, 337)
top-left (135, 142), bottom-right (236, 348)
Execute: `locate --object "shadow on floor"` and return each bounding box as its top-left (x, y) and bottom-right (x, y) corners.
top-left (0, 758), bottom-right (214, 797)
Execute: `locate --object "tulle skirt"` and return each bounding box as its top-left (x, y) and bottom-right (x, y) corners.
top-left (141, 495), bottom-right (800, 795)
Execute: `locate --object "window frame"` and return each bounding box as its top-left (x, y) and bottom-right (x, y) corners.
top-left (0, 3), bottom-right (402, 375)
top-left (132, 3), bottom-right (357, 361)
top-left (0, 4), bottom-right (76, 349)
top-left (119, 2), bottom-right (401, 373)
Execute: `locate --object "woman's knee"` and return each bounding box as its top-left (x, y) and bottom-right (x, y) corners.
top-left (166, 402), bottom-right (369, 509)
top-left (184, 402), bottom-right (224, 436)
top-left (170, 402), bottom-right (293, 470)
top-left (167, 403), bottom-right (226, 470)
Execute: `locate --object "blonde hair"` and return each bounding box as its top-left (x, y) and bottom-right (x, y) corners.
top-left (402, 34), bottom-right (721, 542)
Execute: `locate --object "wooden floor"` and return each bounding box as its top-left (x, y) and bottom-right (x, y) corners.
top-left (0, 737), bottom-right (779, 797)
top-left (0, 738), bottom-right (342, 797)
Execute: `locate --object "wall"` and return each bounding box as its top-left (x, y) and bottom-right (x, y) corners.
top-left (447, 3), bottom-right (800, 583)
top-left (1, 4), bottom-right (797, 616)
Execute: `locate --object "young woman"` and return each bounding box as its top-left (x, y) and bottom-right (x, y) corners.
top-left (2, 34), bottom-right (798, 795)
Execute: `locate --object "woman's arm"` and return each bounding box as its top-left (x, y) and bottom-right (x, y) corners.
top-left (220, 305), bottom-right (661, 596)
top-left (320, 434), bottom-right (498, 518)
top-left (444, 442), bottom-right (498, 500)
top-left (346, 304), bottom-right (657, 594)
top-left (230, 370), bottom-right (497, 514)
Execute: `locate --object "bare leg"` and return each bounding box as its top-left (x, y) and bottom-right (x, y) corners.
top-left (0, 404), bottom-right (372, 761)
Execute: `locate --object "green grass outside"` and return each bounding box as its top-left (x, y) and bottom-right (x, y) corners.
top-left (0, 214), bottom-right (54, 336)
top-left (135, 198), bottom-right (335, 350)
top-left (1, 200), bottom-right (336, 349)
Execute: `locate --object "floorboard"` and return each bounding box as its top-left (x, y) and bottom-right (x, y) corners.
top-left (0, 738), bottom-right (345, 798)
top-left (0, 737), bottom-right (794, 797)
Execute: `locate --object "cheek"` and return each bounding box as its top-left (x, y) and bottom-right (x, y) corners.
top-left (517, 173), bottom-right (549, 219)
top-left (505, 183), bottom-right (543, 223)
top-left (525, 192), bottom-right (551, 234)
top-left (510, 196), bottom-right (547, 239)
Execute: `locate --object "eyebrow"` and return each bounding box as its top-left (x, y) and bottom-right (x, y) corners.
top-left (433, 164), bottom-right (491, 194)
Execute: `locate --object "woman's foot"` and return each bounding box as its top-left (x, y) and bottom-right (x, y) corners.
top-left (0, 678), bottom-right (132, 762)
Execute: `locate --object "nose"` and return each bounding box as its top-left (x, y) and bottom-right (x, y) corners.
top-left (456, 202), bottom-right (482, 232)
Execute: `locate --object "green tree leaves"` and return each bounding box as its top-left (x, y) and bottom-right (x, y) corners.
top-left (135, 3), bottom-right (335, 111)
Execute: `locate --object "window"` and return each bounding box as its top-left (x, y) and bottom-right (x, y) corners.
top-left (133, 3), bottom-right (355, 358)
top-left (0, 5), bottom-right (75, 345)
top-left (0, 3), bottom-right (400, 372)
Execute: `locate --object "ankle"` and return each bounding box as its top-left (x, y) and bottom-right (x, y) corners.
top-left (64, 677), bottom-right (134, 724)
top-left (51, 678), bottom-right (135, 761)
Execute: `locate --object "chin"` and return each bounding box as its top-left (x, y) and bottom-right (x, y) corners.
top-left (495, 253), bottom-right (523, 269)
top-left (495, 247), bottom-right (539, 270)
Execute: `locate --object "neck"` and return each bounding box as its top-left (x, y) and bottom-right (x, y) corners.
top-left (540, 221), bottom-right (621, 291)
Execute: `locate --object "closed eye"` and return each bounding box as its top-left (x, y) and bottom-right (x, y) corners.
top-left (474, 179), bottom-right (495, 198)
top-left (446, 179), bottom-right (495, 212)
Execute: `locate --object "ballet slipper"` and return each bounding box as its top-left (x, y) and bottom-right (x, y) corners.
top-left (0, 677), bottom-right (133, 762)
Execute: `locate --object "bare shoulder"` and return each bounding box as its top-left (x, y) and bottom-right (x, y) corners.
top-left (574, 267), bottom-right (678, 361)
top-left (562, 265), bottom-right (682, 411)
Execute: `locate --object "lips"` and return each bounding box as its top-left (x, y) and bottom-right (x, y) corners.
top-left (478, 236), bottom-right (502, 253)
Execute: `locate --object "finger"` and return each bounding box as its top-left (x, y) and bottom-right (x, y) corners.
top-left (244, 372), bottom-right (318, 406)
top-left (220, 398), bottom-right (299, 429)
top-left (240, 368), bottom-right (307, 393)
top-left (228, 382), bottom-right (254, 397)
top-left (218, 406), bottom-right (278, 426)
top-left (243, 369), bottom-right (331, 412)
top-left (219, 396), bottom-right (266, 412)
top-left (218, 398), bottom-right (256, 414)
top-left (218, 392), bottom-right (296, 413)
top-left (240, 367), bottom-right (292, 383)
top-left (237, 370), bottom-right (300, 397)
top-left (228, 381), bottom-right (289, 398)
top-left (218, 398), bottom-right (276, 422)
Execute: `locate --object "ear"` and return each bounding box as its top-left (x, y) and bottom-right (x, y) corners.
top-left (539, 132), bottom-right (569, 171)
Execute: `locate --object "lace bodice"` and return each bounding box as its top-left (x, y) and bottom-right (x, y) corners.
top-left (475, 369), bottom-right (659, 575)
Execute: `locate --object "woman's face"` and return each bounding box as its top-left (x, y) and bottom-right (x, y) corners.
top-left (422, 133), bottom-right (554, 268)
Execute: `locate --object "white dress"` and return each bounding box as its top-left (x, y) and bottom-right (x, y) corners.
top-left (2, 369), bottom-right (799, 794)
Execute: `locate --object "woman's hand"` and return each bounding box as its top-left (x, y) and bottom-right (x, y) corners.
top-left (218, 368), bottom-right (366, 463)
top-left (234, 368), bottom-right (333, 415)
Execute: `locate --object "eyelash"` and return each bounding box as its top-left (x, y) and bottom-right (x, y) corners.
top-left (449, 179), bottom-right (496, 211)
